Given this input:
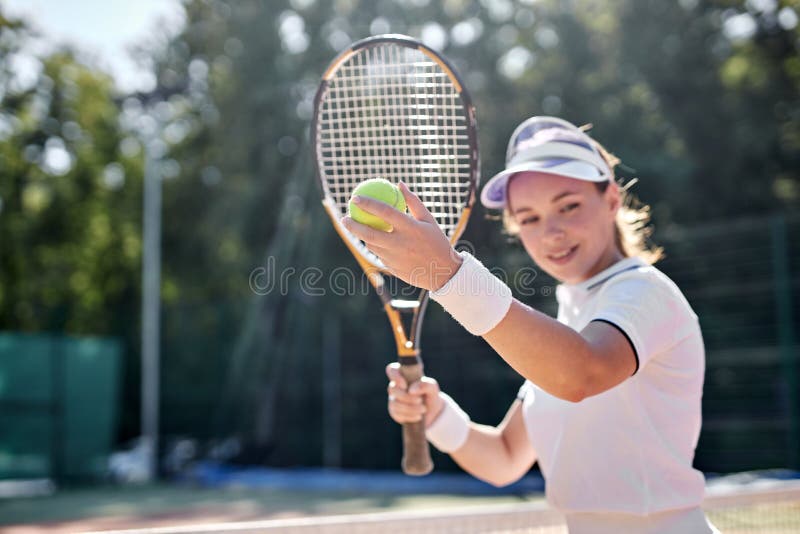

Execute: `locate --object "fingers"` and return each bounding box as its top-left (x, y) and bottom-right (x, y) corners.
top-left (385, 362), bottom-right (407, 389)
top-left (387, 383), bottom-right (427, 423)
top-left (365, 242), bottom-right (394, 263)
top-left (409, 376), bottom-right (439, 396)
top-left (386, 362), bottom-right (431, 424)
top-left (399, 182), bottom-right (437, 224)
top-left (387, 380), bottom-right (423, 405)
top-left (341, 215), bottom-right (392, 246)
top-left (350, 195), bottom-right (409, 230)
top-left (389, 401), bottom-right (426, 423)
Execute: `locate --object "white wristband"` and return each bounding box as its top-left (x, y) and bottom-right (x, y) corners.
top-left (425, 392), bottom-right (470, 453)
top-left (430, 252), bottom-right (513, 336)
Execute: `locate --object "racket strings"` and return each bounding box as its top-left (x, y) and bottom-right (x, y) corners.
top-left (317, 43), bottom-right (473, 239)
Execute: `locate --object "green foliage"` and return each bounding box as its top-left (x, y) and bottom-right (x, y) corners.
top-left (0, 11), bottom-right (145, 438)
top-left (0, 20), bottom-right (142, 335)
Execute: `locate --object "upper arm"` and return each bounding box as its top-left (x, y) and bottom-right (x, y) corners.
top-left (591, 272), bottom-right (688, 370)
top-left (576, 271), bottom-right (690, 399)
top-left (498, 400), bottom-right (537, 475)
top-left (578, 320), bottom-right (638, 399)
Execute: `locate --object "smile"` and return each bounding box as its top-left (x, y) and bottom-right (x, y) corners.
top-left (547, 245), bottom-right (579, 265)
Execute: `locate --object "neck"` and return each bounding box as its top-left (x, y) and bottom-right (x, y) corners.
top-left (581, 245), bottom-right (625, 283)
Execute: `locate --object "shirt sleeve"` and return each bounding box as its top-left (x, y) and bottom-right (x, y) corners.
top-left (591, 271), bottom-right (696, 371)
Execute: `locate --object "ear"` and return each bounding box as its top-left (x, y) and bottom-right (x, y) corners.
top-left (604, 180), bottom-right (621, 216)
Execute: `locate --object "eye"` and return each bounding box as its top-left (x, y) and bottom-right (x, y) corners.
top-left (519, 215), bottom-right (539, 225)
top-left (561, 202), bottom-right (580, 213)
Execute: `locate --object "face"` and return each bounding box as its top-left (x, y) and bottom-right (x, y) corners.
top-left (507, 172), bottom-right (622, 284)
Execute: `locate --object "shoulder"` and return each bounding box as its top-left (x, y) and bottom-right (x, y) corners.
top-left (590, 262), bottom-right (702, 365)
top-left (594, 262), bottom-right (697, 322)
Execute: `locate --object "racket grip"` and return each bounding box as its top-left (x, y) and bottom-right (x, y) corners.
top-left (401, 419), bottom-right (433, 476)
top-left (399, 361), bottom-right (433, 476)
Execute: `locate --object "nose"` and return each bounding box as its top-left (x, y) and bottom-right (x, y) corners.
top-left (543, 218), bottom-right (566, 242)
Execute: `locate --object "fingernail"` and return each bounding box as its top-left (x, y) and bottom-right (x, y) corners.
top-left (352, 195), bottom-right (362, 204)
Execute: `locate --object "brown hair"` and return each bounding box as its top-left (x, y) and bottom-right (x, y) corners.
top-left (501, 131), bottom-right (664, 265)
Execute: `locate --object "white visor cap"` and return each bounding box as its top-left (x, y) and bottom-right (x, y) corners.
top-left (481, 116), bottom-right (612, 210)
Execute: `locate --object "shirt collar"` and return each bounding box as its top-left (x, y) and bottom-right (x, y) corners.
top-left (555, 256), bottom-right (647, 305)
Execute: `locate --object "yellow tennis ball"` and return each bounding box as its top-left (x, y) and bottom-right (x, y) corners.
top-left (348, 178), bottom-right (407, 232)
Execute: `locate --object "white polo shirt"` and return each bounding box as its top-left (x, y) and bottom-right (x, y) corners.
top-left (518, 257), bottom-right (707, 516)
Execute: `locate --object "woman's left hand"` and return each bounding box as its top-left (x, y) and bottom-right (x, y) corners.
top-left (341, 182), bottom-right (462, 292)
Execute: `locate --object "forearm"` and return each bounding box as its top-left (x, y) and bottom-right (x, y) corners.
top-left (483, 300), bottom-right (596, 402)
top-left (450, 423), bottom-right (526, 487)
top-left (431, 254), bottom-right (599, 401)
top-left (427, 398), bottom-right (535, 487)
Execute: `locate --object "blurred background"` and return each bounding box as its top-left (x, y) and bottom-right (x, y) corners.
top-left (0, 0), bottom-right (799, 530)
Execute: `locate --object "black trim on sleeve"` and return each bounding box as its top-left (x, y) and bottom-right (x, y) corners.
top-left (591, 319), bottom-right (640, 375)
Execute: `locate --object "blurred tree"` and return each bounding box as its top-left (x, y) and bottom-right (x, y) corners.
top-left (0, 10), bottom-right (147, 440)
top-left (614, 0), bottom-right (800, 220)
top-left (0, 13), bottom-right (141, 336)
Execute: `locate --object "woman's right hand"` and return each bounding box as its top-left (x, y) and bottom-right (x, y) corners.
top-left (386, 362), bottom-right (444, 428)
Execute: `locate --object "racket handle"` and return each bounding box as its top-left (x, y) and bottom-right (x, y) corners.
top-left (399, 361), bottom-right (433, 476)
top-left (401, 419), bottom-right (433, 476)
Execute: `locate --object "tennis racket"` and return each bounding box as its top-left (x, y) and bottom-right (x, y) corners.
top-left (311, 34), bottom-right (479, 475)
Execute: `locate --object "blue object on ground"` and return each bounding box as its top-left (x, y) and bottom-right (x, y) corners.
top-left (183, 461), bottom-right (546, 496)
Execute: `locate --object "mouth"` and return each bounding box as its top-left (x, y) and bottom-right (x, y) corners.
top-left (547, 245), bottom-right (579, 265)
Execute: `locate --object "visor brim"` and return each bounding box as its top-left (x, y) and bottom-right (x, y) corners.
top-left (480, 160), bottom-right (610, 210)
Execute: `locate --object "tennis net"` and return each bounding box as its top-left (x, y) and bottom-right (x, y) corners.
top-left (86, 479), bottom-right (800, 534)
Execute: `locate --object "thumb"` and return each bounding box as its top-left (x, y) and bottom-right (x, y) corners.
top-left (409, 376), bottom-right (439, 396)
top-left (399, 181), bottom-right (437, 224)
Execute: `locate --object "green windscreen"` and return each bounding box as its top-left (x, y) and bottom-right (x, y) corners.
top-left (0, 333), bottom-right (121, 481)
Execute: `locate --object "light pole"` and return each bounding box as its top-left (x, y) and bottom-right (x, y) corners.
top-left (140, 121), bottom-right (164, 482)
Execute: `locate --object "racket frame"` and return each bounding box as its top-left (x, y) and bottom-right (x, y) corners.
top-left (312, 34), bottom-right (479, 475)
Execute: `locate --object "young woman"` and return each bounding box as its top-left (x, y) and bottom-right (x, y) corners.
top-left (342, 116), bottom-right (717, 533)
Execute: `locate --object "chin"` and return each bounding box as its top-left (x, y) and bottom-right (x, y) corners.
top-left (548, 262), bottom-right (594, 285)
top-left (532, 249), bottom-right (594, 284)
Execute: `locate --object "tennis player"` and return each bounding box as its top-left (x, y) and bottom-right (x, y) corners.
top-left (342, 116), bottom-right (718, 533)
